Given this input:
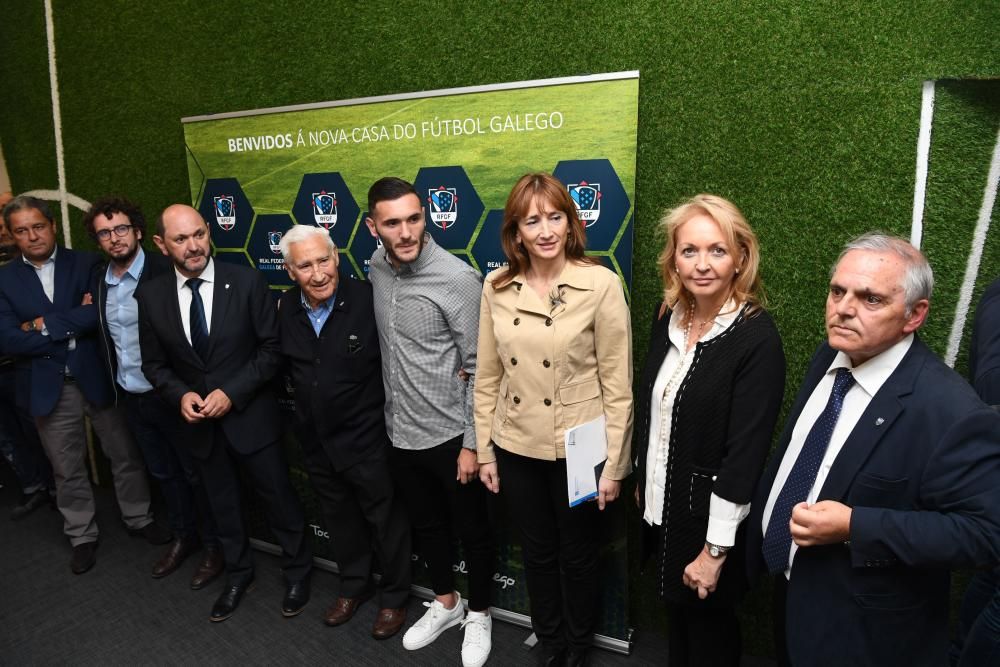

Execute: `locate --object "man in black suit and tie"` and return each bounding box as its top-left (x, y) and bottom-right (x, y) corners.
top-left (276, 224), bottom-right (411, 639)
top-left (746, 233), bottom-right (1000, 666)
top-left (136, 204), bottom-right (311, 622)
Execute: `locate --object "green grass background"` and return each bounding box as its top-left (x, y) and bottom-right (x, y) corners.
top-left (2, 0), bottom-right (999, 657)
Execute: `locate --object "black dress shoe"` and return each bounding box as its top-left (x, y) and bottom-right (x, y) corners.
top-left (128, 521), bottom-right (173, 545)
top-left (152, 536), bottom-right (200, 578)
top-left (10, 489), bottom-right (51, 521)
top-left (210, 576), bottom-right (254, 622)
top-left (282, 576), bottom-right (311, 617)
top-left (71, 541), bottom-right (97, 574)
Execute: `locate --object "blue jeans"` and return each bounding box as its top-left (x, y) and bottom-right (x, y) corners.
top-left (0, 364), bottom-right (52, 494)
top-left (121, 389), bottom-right (216, 543)
top-left (953, 568), bottom-right (1000, 666)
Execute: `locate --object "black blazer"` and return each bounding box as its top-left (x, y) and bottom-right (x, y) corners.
top-left (93, 249), bottom-right (173, 399)
top-left (277, 274), bottom-right (389, 471)
top-left (746, 337), bottom-right (1000, 666)
top-left (136, 260), bottom-right (283, 458)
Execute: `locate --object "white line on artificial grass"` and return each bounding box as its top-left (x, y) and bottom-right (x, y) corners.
top-left (910, 81), bottom-right (935, 249)
top-left (44, 0), bottom-right (71, 247)
top-left (945, 123), bottom-right (1000, 367)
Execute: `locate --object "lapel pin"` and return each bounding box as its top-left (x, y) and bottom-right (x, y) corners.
top-left (875, 417), bottom-right (884, 426)
top-left (225, 284), bottom-right (230, 289)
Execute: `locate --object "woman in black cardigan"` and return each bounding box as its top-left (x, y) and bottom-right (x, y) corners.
top-left (634, 194), bottom-right (785, 667)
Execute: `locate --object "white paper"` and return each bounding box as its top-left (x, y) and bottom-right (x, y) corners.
top-left (564, 414), bottom-right (608, 507)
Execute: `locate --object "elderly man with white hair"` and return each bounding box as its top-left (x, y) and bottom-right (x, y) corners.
top-left (276, 224), bottom-right (412, 640)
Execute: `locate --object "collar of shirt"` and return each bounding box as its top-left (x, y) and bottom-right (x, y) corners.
top-left (174, 256), bottom-right (215, 291)
top-left (105, 247), bottom-right (145, 286)
top-left (667, 298), bottom-right (741, 349)
top-left (826, 333), bottom-right (914, 398)
top-left (23, 244), bottom-right (57, 269)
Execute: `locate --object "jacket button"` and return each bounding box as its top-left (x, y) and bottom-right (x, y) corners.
top-left (544, 398), bottom-right (552, 406)
top-left (513, 395), bottom-right (520, 404)
top-left (516, 284), bottom-right (522, 291)
top-left (513, 317), bottom-right (520, 325)
top-left (542, 359), bottom-right (550, 368)
top-left (545, 318), bottom-right (552, 326)
top-left (511, 357), bottom-right (517, 365)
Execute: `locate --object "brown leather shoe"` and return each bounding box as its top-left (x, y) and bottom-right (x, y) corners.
top-left (152, 536), bottom-right (200, 578)
top-left (372, 607), bottom-right (407, 640)
top-left (323, 591), bottom-right (372, 627)
top-left (189, 545), bottom-right (225, 590)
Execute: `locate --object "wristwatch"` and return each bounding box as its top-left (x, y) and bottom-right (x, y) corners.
top-left (28, 320), bottom-right (37, 331)
top-left (706, 542), bottom-right (731, 558)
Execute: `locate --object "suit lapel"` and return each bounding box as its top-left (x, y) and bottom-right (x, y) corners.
top-left (16, 260), bottom-right (50, 309)
top-left (817, 339), bottom-right (925, 501)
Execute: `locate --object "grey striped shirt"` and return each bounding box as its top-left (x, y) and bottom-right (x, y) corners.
top-left (369, 234), bottom-right (483, 450)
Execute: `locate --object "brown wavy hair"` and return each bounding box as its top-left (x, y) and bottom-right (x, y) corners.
top-left (494, 173), bottom-right (597, 289)
top-left (658, 194), bottom-right (764, 325)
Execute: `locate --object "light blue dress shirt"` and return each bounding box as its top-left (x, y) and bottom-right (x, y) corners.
top-left (105, 248), bottom-right (153, 393)
top-left (301, 289), bottom-right (336, 337)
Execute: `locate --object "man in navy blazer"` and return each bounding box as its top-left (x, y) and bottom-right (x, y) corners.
top-left (0, 195), bottom-right (157, 574)
top-left (136, 204), bottom-right (310, 622)
top-left (746, 233), bottom-right (1000, 667)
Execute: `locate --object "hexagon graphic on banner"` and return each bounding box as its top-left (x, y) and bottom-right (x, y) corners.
top-left (552, 159), bottom-right (630, 252)
top-left (291, 173), bottom-right (360, 250)
top-left (348, 211), bottom-right (382, 278)
top-left (413, 166), bottom-right (484, 250)
top-left (613, 213), bottom-right (634, 290)
top-left (199, 178), bottom-right (255, 250)
top-left (471, 210), bottom-right (508, 276)
top-left (213, 250), bottom-right (252, 270)
top-left (246, 214), bottom-right (295, 288)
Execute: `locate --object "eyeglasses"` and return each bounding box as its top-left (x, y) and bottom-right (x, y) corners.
top-left (94, 224), bottom-right (133, 241)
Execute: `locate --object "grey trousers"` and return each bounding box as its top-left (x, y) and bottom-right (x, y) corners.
top-left (35, 383), bottom-right (153, 546)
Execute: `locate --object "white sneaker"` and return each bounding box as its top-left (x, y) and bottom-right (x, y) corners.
top-left (461, 611), bottom-right (492, 667)
top-left (402, 592), bottom-right (465, 650)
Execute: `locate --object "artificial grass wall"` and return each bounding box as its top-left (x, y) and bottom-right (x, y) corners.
top-left (2, 0), bottom-right (998, 657)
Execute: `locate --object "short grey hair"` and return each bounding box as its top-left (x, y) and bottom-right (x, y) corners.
top-left (278, 224), bottom-right (335, 262)
top-left (3, 195), bottom-right (54, 230)
top-left (832, 232), bottom-right (934, 316)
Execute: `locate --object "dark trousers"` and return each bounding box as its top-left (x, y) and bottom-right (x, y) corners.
top-left (195, 430), bottom-right (311, 584)
top-left (666, 603), bottom-right (741, 667)
top-left (772, 575), bottom-right (792, 667)
top-left (0, 364), bottom-right (51, 494)
top-left (391, 435), bottom-right (494, 612)
top-left (304, 444), bottom-right (411, 608)
top-left (495, 446), bottom-right (599, 652)
top-left (120, 389), bottom-right (216, 543)
top-left (953, 568), bottom-right (1000, 666)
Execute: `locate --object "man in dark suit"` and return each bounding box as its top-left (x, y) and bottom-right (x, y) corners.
top-left (86, 196), bottom-right (222, 587)
top-left (746, 233), bottom-right (1000, 666)
top-left (136, 204), bottom-right (311, 622)
top-left (276, 224), bottom-right (411, 639)
top-left (0, 195), bottom-right (161, 574)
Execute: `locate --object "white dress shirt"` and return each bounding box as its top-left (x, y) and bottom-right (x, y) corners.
top-left (643, 300), bottom-right (749, 547)
top-left (174, 258), bottom-right (215, 344)
top-left (761, 333), bottom-right (914, 577)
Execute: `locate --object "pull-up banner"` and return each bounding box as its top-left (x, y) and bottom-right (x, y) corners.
top-left (182, 71), bottom-right (639, 649)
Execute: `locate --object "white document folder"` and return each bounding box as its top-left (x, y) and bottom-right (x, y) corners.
top-left (564, 414), bottom-right (608, 507)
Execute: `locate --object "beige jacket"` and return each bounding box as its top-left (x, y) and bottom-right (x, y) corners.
top-left (474, 261), bottom-right (633, 480)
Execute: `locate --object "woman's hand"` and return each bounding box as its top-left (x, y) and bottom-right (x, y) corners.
top-left (681, 546), bottom-right (726, 599)
top-left (597, 477), bottom-right (620, 510)
top-left (480, 462), bottom-right (500, 493)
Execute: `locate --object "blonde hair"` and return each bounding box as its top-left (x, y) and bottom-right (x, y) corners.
top-left (657, 194), bottom-right (764, 324)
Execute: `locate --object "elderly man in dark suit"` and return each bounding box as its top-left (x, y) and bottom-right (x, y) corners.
top-left (276, 223), bottom-right (411, 638)
top-left (136, 204), bottom-right (311, 622)
top-left (0, 195), bottom-right (161, 574)
top-left (746, 233), bottom-right (1000, 667)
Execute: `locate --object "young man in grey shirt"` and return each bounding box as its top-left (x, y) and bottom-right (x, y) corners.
top-left (365, 177), bottom-right (494, 667)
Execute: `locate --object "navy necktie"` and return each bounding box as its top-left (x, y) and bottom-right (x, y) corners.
top-left (762, 367), bottom-right (856, 574)
top-left (186, 278), bottom-right (210, 362)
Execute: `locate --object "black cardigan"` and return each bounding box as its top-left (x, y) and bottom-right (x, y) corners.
top-left (635, 302), bottom-right (785, 605)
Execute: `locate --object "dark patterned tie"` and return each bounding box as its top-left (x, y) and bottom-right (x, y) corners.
top-left (186, 278), bottom-right (210, 362)
top-left (762, 367), bottom-right (856, 574)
